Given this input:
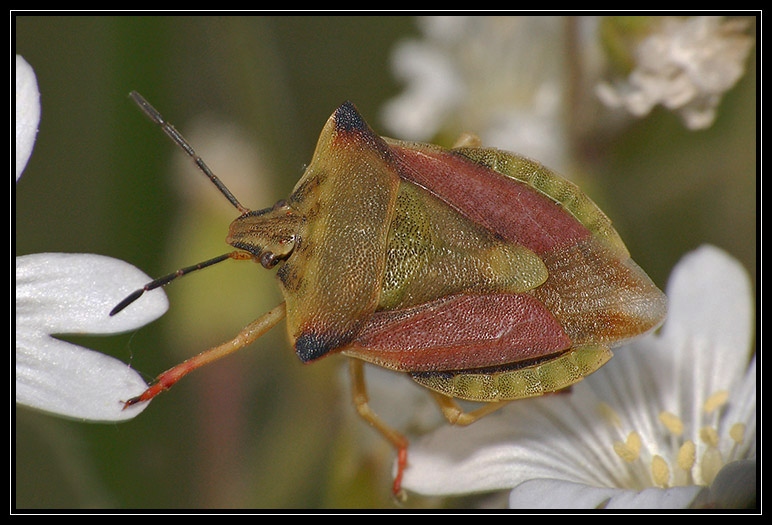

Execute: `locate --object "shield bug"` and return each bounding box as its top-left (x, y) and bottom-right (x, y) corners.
top-left (113, 92), bottom-right (667, 499)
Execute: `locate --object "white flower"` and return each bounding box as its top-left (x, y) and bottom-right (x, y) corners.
top-left (596, 16), bottom-right (754, 129)
top-left (381, 16), bottom-right (571, 172)
top-left (16, 55), bottom-right (40, 181)
top-left (15, 56), bottom-right (168, 422)
top-left (401, 245), bottom-right (756, 509)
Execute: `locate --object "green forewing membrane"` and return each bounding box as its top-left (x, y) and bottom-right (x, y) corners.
top-left (379, 182), bottom-right (548, 311)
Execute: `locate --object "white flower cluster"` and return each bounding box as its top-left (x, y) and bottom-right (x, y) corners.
top-left (596, 16), bottom-right (754, 129)
top-left (381, 16), bottom-right (569, 172)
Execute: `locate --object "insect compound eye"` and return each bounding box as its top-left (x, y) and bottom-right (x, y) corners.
top-left (260, 251), bottom-right (279, 269)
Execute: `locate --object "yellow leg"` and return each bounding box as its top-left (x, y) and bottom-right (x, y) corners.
top-left (429, 391), bottom-right (511, 426)
top-left (348, 359), bottom-right (409, 501)
top-left (124, 302), bottom-right (287, 407)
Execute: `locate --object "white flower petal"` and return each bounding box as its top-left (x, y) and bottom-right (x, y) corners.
top-left (662, 245), bottom-right (753, 357)
top-left (401, 386), bottom-right (622, 495)
top-left (721, 356), bottom-right (757, 458)
top-left (651, 245), bottom-right (754, 445)
top-left (16, 330), bottom-right (149, 421)
top-left (508, 478), bottom-right (703, 509)
top-left (16, 253), bottom-right (168, 421)
top-left (15, 55), bottom-right (40, 181)
top-left (509, 478), bottom-right (620, 509)
top-left (16, 253), bottom-right (168, 333)
top-left (604, 485), bottom-right (704, 509)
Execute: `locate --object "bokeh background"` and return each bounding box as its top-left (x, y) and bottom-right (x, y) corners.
top-left (15, 16), bottom-right (756, 509)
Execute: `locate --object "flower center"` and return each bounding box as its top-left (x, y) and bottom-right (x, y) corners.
top-left (600, 390), bottom-right (746, 490)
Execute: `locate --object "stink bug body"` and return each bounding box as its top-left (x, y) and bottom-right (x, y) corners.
top-left (114, 93), bottom-right (667, 499)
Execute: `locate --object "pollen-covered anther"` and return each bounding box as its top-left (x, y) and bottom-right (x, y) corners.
top-left (658, 411), bottom-right (684, 436)
top-left (702, 390), bottom-right (729, 413)
top-left (729, 422), bottom-right (746, 445)
top-left (597, 401), bottom-right (622, 428)
top-left (651, 455), bottom-right (670, 488)
top-left (677, 440), bottom-right (696, 471)
top-left (613, 431), bottom-right (642, 463)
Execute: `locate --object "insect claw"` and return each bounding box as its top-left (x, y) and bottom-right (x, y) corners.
top-left (122, 381), bottom-right (166, 409)
top-left (122, 396), bottom-right (142, 410)
top-left (392, 488), bottom-right (408, 506)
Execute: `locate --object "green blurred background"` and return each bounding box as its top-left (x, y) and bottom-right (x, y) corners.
top-left (15, 16), bottom-right (756, 509)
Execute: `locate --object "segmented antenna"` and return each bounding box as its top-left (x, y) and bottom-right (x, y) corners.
top-left (110, 252), bottom-right (248, 316)
top-left (129, 91), bottom-right (249, 214)
top-left (110, 94), bottom-right (258, 317)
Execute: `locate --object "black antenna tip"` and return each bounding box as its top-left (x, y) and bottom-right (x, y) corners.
top-left (110, 288), bottom-right (145, 316)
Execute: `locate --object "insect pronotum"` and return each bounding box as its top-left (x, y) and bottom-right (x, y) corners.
top-left (114, 92), bottom-right (667, 500)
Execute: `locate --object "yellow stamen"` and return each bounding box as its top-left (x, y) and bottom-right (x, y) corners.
top-left (598, 402), bottom-right (622, 428)
top-left (702, 390), bottom-right (729, 414)
top-left (626, 431), bottom-right (642, 455)
top-left (730, 422), bottom-right (746, 445)
top-left (677, 440), bottom-right (696, 471)
top-left (651, 455), bottom-right (670, 487)
top-left (659, 411), bottom-right (684, 436)
top-left (613, 440), bottom-right (639, 463)
top-left (700, 426), bottom-right (719, 447)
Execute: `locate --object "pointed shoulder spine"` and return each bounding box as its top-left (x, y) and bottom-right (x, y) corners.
top-left (333, 101), bottom-right (368, 133)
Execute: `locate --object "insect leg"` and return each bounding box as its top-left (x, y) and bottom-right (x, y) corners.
top-left (428, 391), bottom-right (511, 426)
top-left (124, 302), bottom-right (287, 408)
top-left (348, 359), bottom-right (409, 501)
